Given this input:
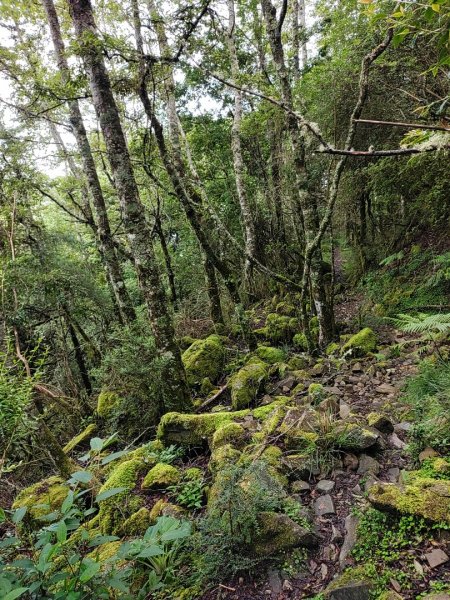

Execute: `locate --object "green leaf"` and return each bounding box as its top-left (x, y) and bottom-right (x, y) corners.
top-left (4, 588), bottom-right (29, 600)
top-left (0, 508), bottom-right (6, 523)
top-left (88, 535), bottom-right (120, 548)
top-left (12, 506), bottom-right (27, 524)
top-left (95, 487), bottom-right (128, 502)
top-left (90, 437), bottom-right (104, 452)
top-left (101, 450), bottom-right (128, 465)
top-left (70, 471), bottom-right (93, 484)
top-left (61, 490), bottom-right (74, 513)
top-left (79, 560), bottom-right (101, 582)
top-left (56, 520), bottom-right (67, 543)
top-left (136, 544), bottom-right (164, 559)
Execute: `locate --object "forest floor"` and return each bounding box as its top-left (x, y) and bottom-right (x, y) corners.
top-left (201, 299), bottom-right (450, 600)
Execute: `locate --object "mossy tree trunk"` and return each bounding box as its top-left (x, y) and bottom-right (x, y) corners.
top-left (66, 0), bottom-right (191, 413)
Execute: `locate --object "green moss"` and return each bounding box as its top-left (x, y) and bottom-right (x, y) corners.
top-left (325, 342), bottom-right (340, 355)
top-left (265, 313), bottom-right (299, 343)
top-left (230, 360), bottom-right (268, 410)
top-left (368, 475), bottom-right (450, 524)
top-left (255, 345), bottom-right (286, 364)
top-left (141, 463), bottom-right (181, 490)
top-left (293, 333), bottom-right (308, 350)
top-left (97, 391), bottom-right (120, 418)
top-left (288, 355), bottom-right (309, 370)
top-left (200, 377), bottom-right (214, 396)
top-left (308, 383), bottom-right (325, 402)
top-left (119, 507), bottom-right (152, 536)
top-left (275, 302), bottom-right (296, 316)
top-left (158, 409), bottom-right (248, 445)
top-left (253, 511), bottom-right (315, 555)
top-left (12, 476), bottom-right (69, 529)
top-left (184, 467), bottom-right (203, 481)
top-left (309, 316), bottom-right (319, 334)
top-left (325, 566), bottom-right (373, 594)
top-left (182, 334), bottom-right (225, 387)
top-left (63, 423), bottom-right (97, 454)
top-left (342, 328), bottom-right (377, 357)
top-left (97, 458), bottom-right (147, 534)
top-left (180, 335), bottom-right (197, 350)
top-left (261, 445), bottom-right (283, 466)
top-left (148, 499), bottom-right (185, 521)
top-left (87, 540), bottom-right (122, 562)
top-left (333, 422), bottom-right (379, 451)
top-left (209, 444), bottom-right (241, 474)
top-left (211, 422), bottom-right (246, 450)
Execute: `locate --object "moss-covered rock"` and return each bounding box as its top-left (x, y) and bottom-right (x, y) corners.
top-left (209, 444), bottom-right (242, 474)
top-left (97, 391), bottom-right (120, 418)
top-left (341, 328), bottom-right (377, 357)
top-left (367, 412), bottom-right (394, 434)
top-left (324, 566), bottom-right (373, 599)
top-left (281, 454), bottom-right (318, 479)
top-left (275, 302), bottom-right (296, 316)
top-left (119, 507), bottom-right (152, 536)
top-left (97, 458), bottom-right (147, 534)
top-left (87, 540), bottom-right (122, 563)
top-left (288, 355), bottom-right (309, 370)
top-left (211, 422), bottom-right (246, 450)
top-left (333, 422), bottom-right (380, 452)
top-left (230, 359), bottom-right (268, 410)
top-left (149, 499), bottom-right (185, 522)
top-left (182, 335), bottom-right (225, 387)
top-left (200, 377), bottom-right (215, 396)
top-left (255, 345), bottom-right (286, 364)
top-left (63, 423), bottom-right (97, 454)
top-left (158, 410), bottom-right (247, 446)
top-left (253, 512), bottom-right (316, 555)
top-left (368, 474), bottom-right (450, 524)
top-left (326, 342), bottom-right (340, 355)
top-left (141, 463), bottom-right (181, 490)
top-left (293, 332), bottom-right (308, 350)
top-left (308, 383), bottom-right (325, 402)
top-left (265, 313), bottom-right (299, 344)
top-left (12, 476), bottom-right (70, 530)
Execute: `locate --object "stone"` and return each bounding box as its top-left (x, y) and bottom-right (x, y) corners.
top-left (343, 453), bottom-right (359, 471)
top-left (333, 423), bottom-right (379, 451)
top-left (339, 514), bottom-right (359, 568)
top-left (316, 479), bottom-right (335, 493)
top-left (314, 494), bottom-right (335, 516)
top-left (276, 376), bottom-right (296, 391)
top-left (394, 422), bottom-right (412, 433)
top-left (291, 480), bottom-right (311, 493)
top-left (267, 568), bottom-right (282, 594)
top-left (421, 595), bottom-right (450, 600)
top-left (388, 433), bottom-right (406, 449)
top-left (367, 412), bottom-right (394, 434)
top-left (327, 581), bottom-right (372, 600)
top-left (419, 447), bottom-right (440, 462)
top-left (254, 512), bottom-right (317, 555)
top-left (352, 362), bottom-right (363, 372)
top-left (331, 524), bottom-right (343, 542)
top-left (341, 328), bottom-right (377, 357)
top-left (339, 402), bottom-right (351, 419)
top-left (375, 383), bottom-right (396, 395)
top-left (425, 548), bottom-right (449, 569)
top-left (357, 454), bottom-right (380, 475)
top-left (387, 467), bottom-right (400, 482)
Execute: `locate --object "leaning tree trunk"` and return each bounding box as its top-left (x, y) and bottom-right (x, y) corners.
top-left (42, 0), bottom-right (136, 326)
top-left (261, 0), bottom-right (334, 347)
top-left (226, 0), bottom-right (257, 299)
top-left (66, 0), bottom-right (191, 413)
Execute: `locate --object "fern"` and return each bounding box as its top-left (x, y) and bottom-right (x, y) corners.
top-left (392, 313), bottom-right (450, 335)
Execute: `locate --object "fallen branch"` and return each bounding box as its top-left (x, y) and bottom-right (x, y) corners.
top-left (316, 144), bottom-right (450, 157)
top-left (355, 118), bottom-right (450, 132)
top-left (195, 383), bottom-right (229, 413)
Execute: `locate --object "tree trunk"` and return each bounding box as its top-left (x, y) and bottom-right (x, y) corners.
top-left (42, 0), bottom-right (136, 326)
top-left (66, 0), bottom-right (191, 413)
top-left (154, 214), bottom-right (178, 306)
top-left (226, 0), bottom-right (257, 298)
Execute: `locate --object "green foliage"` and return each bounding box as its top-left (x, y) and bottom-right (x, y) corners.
top-left (393, 312), bottom-right (450, 336)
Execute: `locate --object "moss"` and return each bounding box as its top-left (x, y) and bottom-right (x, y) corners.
top-left (291, 382), bottom-right (306, 396)
top-left (281, 453), bottom-right (317, 479)
top-left (141, 463), bottom-right (181, 490)
top-left (368, 475), bottom-right (450, 524)
top-left (253, 511), bottom-right (316, 555)
top-left (255, 345), bottom-right (286, 364)
top-left (209, 444), bottom-right (241, 474)
top-left (87, 540), bottom-right (122, 562)
top-left (119, 507), bottom-right (152, 536)
top-left (63, 423), bottom-right (97, 454)
top-left (333, 422), bottom-right (379, 451)
top-left (428, 457), bottom-right (450, 476)
top-left (148, 498), bottom-right (185, 521)
top-left (200, 377), bottom-right (214, 396)
top-left (97, 458), bottom-right (147, 534)
top-left (12, 476), bottom-right (69, 529)
top-left (158, 409), bottom-right (248, 445)
top-left (211, 422), bottom-right (246, 450)
top-left (182, 334), bottom-right (225, 387)
top-left (184, 467), bottom-right (203, 481)
top-left (325, 342), bottom-right (340, 355)
top-left (265, 313), bottom-right (299, 343)
top-left (308, 383), bottom-right (325, 402)
top-left (293, 333), bottom-right (308, 350)
top-left (288, 355), bottom-right (309, 370)
top-left (275, 302), bottom-right (296, 316)
top-left (97, 391), bottom-right (121, 418)
top-left (180, 335), bottom-right (197, 350)
top-left (367, 412), bottom-right (394, 433)
top-left (309, 316), bottom-right (319, 334)
top-left (325, 566), bottom-right (373, 594)
top-left (230, 360), bottom-right (268, 410)
top-left (342, 327), bottom-right (377, 357)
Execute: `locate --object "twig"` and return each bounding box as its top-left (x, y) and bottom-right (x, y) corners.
top-left (195, 383), bottom-right (229, 413)
top-left (355, 118), bottom-right (450, 132)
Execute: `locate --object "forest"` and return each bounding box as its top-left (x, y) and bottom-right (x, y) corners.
top-left (0, 0), bottom-right (449, 598)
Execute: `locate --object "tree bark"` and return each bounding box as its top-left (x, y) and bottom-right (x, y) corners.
top-left (42, 0), bottom-right (136, 326)
top-left (66, 0), bottom-right (191, 413)
top-left (226, 0), bottom-right (257, 298)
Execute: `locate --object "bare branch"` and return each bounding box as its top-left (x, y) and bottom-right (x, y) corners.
top-left (355, 118), bottom-right (450, 132)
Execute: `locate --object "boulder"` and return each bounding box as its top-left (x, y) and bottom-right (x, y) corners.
top-left (141, 463), bottom-right (181, 490)
top-left (333, 423), bottom-right (379, 452)
top-left (63, 423), bottom-right (97, 454)
top-left (97, 391), bottom-right (121, 418)
top-left (341, 328), bottom-right (377, 357)
top-left (253, 512), bottom-right (317, 555)
top-left (182, 334), bottom-right (225, 387)
top-left (12, 476), bottom-right (70, 530)
top-left (368, 475), bottom-right (450, 524)
top-left (367, 412), bottom-right (394, 434)
top-left (230, 359), bottom-right (268, 410)
top-left (255, 345), bottom-right (286, 364)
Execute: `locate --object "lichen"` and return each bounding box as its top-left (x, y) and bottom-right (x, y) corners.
top-left (141, 463), bottom-right (181, 490)
top-left (12, 476), bottom-right (69, 529)
top-left (182, 334), bottom-right (225, 387)
top-left (97, 391), bottom-right (121, 418)
top-left (341, 327), bottom-right (377, 357)
top-left (63, 423), bottom-right (97, 454)
top-left (255, 345), bottom-right (286, 364)
top-left (97, 458), bottom-right (146, 534)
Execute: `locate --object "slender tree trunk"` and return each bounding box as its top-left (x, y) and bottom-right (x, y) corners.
top-left (226, 0), bottom-right (257, 298)
top-left (154, 214), bottom-right (178, 306)
top-left (299, 0), bottom-right (307, 68)
top-left (64, 311), bottom-right (92, 397)
top-left (261, 0), bottom-right (334, 347)
top-left (42, 0), bottom-right (136, 326)
top-left (66, 0), bottom-right (191, 413)
top-left (203, 252), bottom-right (224, 326)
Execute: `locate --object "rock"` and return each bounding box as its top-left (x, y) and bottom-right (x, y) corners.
top-left (387, 467), bottom-right (400, 482)
top-left (388, 433), bottom-right (406, 449)
top-left (339, 402), bottom-right (351, 419)
top-left (333, 423), bottom-right (379, 451)
top-left (368, 474), bottom-right (450, 524)
top-left (367, 412), bottom-right (394, 434)
top-left (379, 592), bottom-right (403, 600)
top-left (182, 334), bottom-right (225, 387)
top-left (343, 453), bottom-right (359, 471)
top-left (419, 447), bottom-right (440, 462)
top-left (267, 568), bottom-right (282, 594)
top-left (282, 454), bottom-right (319, 479)
top-left (331, 524), bottom-right (343, 542)
top-left (394, 422), bottom-right (412, 433)
top-left (291, 480), bottom-right (311, 493)
top-left (314, 494), bottom-right (335, 516)
top-left (357, 454), bottom-right (380, 475)
top-left (326, 581), bottom-right (372, 600)
top-left (276, 375), bottom-right (296, 391)
top-left (421, 595), bottom-right (450, 600)
top-left (321, 563), bottom-right (329, 579)
top-left (97, 391), bottom-right (121, 418)
top-left (318, 397), bottom-right (339, 415)
top-left (341, 328), bottom-right (377, 357)
top-left (425, 548), bottom-right (449, 569)
top-left (316, 479), bottom-right (335, 493)
top-left (413, 559), bottom-right (424, 575)
top-left (282, 579), bottom-right (293, 592)
top-left (12, 476), bottom-right (70, 530)
top-left (254, 512), bottom-right (317, 555)
top-left (255, 346), bottom-right (286, 365)
top-left (375, 383), bottom-right (396, 395)
top-left (141, 463), bottom-right (181, 490)
top-left (211, 422), bottom-right (246, 450)
top-left (63, 423), bottom-right (97, 453)
top-left (230, 359), bottom-right (269, 409)
top-left (339, 514), bottom-right (359, 568)
top-left (364, 475), bottom-right (380, 493)
top-left (352, 362), bottom-right (363, 372)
